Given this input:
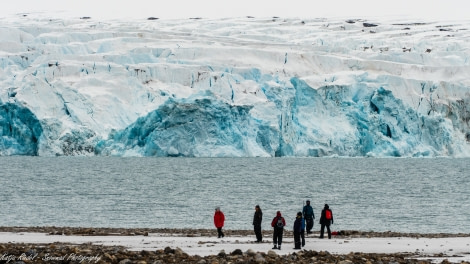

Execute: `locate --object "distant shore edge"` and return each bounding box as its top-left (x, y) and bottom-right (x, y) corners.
top-left (1, 226), bottom-right (469, 238)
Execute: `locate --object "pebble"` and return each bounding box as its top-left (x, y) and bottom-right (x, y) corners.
top-left (267, 250), bottom-right (277, 258)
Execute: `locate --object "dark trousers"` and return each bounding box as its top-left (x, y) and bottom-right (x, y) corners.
top-left (301, 229), bottom-right (305, 246)
top-left (254, 225), bottom-right (262, 242)
top-left (320, 224), bottom-right (331, 239)
top-left (217, 227), bottom-right (224, 238)
top-left (293, 231), bottom-right (301, 249)
top-left (273, 228), bottom-right (283, 245)
top-left (306, 217), bottom-right (314, 233)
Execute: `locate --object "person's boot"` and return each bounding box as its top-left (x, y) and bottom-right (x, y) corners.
top-left (272, 245), bottom-right (277, 249)
top-left (278, 245), bottom-right (281, 250)
top-left (294, 242), bottom-right (301, 249)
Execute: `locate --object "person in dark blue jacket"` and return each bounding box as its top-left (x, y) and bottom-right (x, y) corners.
top-left (302, 200), bottom-right (315, 234)
top-left (293, 212), bottom-right (302, 249)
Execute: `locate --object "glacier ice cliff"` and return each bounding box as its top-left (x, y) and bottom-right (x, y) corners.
top-left (0, 14), bottom-right (469, 156)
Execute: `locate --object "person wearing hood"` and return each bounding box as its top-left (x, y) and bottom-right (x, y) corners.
top-left (293, 212), bottom-right (303, 249)
top-left (253, 205), bottom-right (263, 242)
top-left (270, 211), bottom-right (286, 250)
top-left (319, 204), bottom-right (334, 239)
top-left (214, 207), bottom-right (225, 238)
top-left (302, 200), bottom-right (315, 234)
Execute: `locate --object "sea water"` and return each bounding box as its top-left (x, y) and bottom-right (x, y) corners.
top-left (0, 157), bottom-right (468, 234)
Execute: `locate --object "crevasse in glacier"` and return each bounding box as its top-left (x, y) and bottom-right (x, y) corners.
top-left (0, 14), bottom-right (469, 156)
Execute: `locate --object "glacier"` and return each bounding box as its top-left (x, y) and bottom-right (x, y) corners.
top-left (0, 14), bottom-right (469, 157)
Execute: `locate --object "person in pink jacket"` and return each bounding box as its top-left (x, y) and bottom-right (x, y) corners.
top-left (214, 207), bottom-right (225, 238)
top-left (271, 211), bottom-right (286, 250)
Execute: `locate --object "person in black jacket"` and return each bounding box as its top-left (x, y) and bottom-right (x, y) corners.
top-left (293, 212), bottom-right (302, 249)
top-left (319, 204), bottom-right (334, 239)
top-left (253, 205), bottom-right (263, 242)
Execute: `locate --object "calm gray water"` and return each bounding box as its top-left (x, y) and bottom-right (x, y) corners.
top-left (0, 157), bottom-right (468, 234)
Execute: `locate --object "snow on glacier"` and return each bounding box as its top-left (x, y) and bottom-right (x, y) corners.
top-left (0, 14), bottom-right (469, 157)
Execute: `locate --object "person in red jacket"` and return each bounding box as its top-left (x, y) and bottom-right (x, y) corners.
top-left (270, 211), bottom-right (286, 250)
top-left (214, 207), bottom-right (225, 238)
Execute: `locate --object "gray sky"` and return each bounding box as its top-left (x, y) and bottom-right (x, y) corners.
top-left (1, 0), bottom-right (467, 20)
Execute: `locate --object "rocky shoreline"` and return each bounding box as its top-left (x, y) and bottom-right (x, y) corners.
top-left (0, 243), bottom-right (442, 264)
top-left (2, 226), bottom-right (469, 238)
top-left (0, 227), bottom-right (469, 264)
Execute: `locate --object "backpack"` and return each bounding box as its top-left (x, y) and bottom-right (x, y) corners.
top-left (276, 217), bottom-right (284, 228)
top-left (325, 210), bottom-right (332, 220)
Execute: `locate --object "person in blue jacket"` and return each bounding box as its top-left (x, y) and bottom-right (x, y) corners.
top-left (293, 212), bottom-right (302, 249)
top-left (302, 200), bottom-right (315, 234)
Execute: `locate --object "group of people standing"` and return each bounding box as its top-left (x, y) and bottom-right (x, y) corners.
top-left (213, 201), bottom-right (334, 250)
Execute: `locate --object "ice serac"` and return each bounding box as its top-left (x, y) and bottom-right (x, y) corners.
top-left (0, 102), bottom-right (42, 155)
top-left (96, 96), bottom-right (279, 157)
top-left (0, 14), bottom-right (469, 156)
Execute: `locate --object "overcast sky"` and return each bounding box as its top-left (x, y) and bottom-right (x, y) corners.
top-left (1, 0), bottom-right (467, 20)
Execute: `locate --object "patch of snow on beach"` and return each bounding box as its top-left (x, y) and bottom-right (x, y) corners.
top-left (0, 232), bottom-right (469, 262)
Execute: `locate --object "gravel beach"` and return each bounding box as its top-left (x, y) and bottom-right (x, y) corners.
top-left (1, 227), bottom-right (469, 264)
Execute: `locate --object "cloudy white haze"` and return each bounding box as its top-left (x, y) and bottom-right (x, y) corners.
top-left (1, 0), bottom-right (467, 20)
